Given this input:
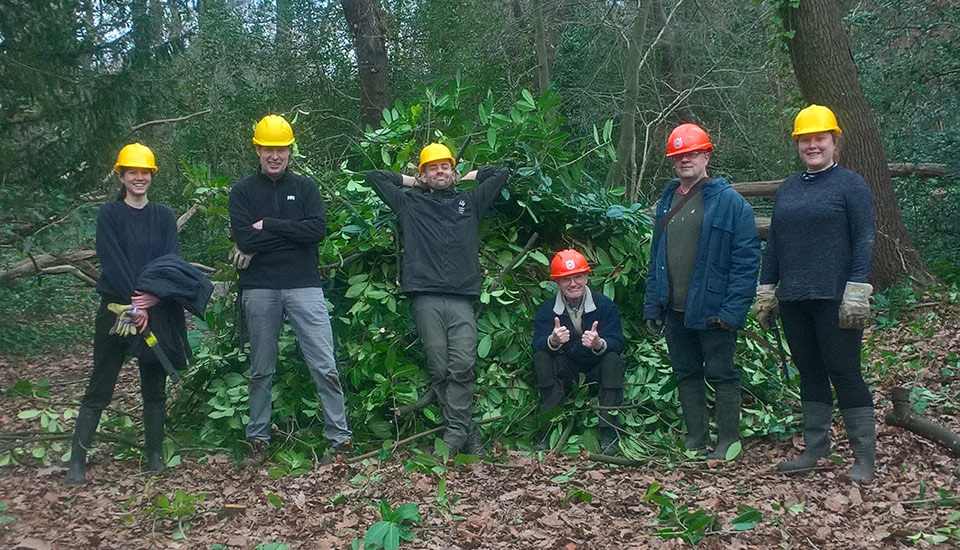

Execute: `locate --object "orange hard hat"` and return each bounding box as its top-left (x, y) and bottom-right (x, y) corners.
top-left (550, 249), bottom-right (590, 280)
top-left (666, 123), bottom-right (713, 157)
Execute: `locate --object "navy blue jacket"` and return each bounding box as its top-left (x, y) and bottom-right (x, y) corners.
top-left (532, 287), bottom-right (624, 368)
top-left (643, 177), bottom-right (760, 329)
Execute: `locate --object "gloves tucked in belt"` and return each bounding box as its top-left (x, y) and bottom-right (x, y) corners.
top-left (753, 284), bottom-right (778, 331)
top-left (229, 246), bottom-right (255, 270)
top-left (839, 281), bottom-right (873, 330)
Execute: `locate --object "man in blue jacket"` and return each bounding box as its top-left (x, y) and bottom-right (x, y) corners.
top-left (643, 124), bottom-right (760, 460)
top-left (228, 115), bottom-right (353, 467)
top-left (533, 249), bottom-right (625, 455)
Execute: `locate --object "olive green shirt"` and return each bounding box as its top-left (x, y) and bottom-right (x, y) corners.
top-left (666, 190), bottom-right (704, 311)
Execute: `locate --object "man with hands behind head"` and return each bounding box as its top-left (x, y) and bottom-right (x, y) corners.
top-left (364, 143), bottom-right (510, 457)
top-left (532, 249), bottom-right (625, 455)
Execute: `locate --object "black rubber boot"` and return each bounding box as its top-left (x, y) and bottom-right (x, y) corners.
top-left (778, 401), bottom-right (833, 475)
top-left (65, 406), bottom-right (102, 485)
top-left (707, 384), bottom-right (741, 460)
top-left (676, 379), bottom-right (709, 451)
top-left (143, 400), bottom-right (166, 473)
top-left (841, 406), bottom-right (876, 484)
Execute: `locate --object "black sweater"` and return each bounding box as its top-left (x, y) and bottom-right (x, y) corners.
top-left (228, 169), bottom-right (326, 290)
top-left (365, 166), bottom-right (510, 297)
top-left (95, 201), bottom-right (179, 299)
top-left (760, 165), bottom-right (875, 301)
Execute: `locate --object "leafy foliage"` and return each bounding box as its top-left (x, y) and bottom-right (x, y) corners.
top-left (164, 81), bottom-right (796, 463)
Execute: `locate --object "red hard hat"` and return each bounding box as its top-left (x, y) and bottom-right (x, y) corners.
top-left (666, 123), bottom-right (713, 157)
top-left (550, 249), bottom-right (590, 280)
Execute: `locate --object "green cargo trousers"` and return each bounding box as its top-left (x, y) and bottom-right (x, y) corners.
top-left (411, 294), bottom-right (478, 453)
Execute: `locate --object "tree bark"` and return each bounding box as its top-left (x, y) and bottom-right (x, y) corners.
top-left (341, 0), bottom-right (391, 129)
top-left (885, 386), bottom-right (960, 456)
top-left (605, 3), bottom-right (647, 192)
top-left (782, 0), bottom-right (926, 290)
top-left (532, 0), bottom-right (551, 95)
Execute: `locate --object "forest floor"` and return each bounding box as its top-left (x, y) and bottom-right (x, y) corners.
top-left (1, 298), bottom-right (959, 550)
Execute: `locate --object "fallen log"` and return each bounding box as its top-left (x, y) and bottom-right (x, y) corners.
top-left (0, 250), bottom-right (98, 283)
top-left (884, 386), bottom-right (960, 456)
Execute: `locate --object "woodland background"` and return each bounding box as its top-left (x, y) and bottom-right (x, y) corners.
top-left (1, 1), bottom-right (960, 548)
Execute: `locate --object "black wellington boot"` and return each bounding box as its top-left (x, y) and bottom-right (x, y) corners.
top-left (65, 406), bottom-right (102, 485)
top-left (143, 400), bottom-right (166, 473)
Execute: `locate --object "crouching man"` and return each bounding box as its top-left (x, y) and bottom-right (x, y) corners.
top-left (532, 249), bottom-right (625, 455)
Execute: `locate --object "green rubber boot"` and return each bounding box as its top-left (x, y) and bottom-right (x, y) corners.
top-left (842, 406), bottom-right (876, 484)
top-left (778, 401), bottom-right (833, 475)
top-left (707, 384), bottom-right (741, 460)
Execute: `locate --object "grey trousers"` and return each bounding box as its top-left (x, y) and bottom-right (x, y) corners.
top-left (243, 287), bottom-right (351, 445)
top-left (411, 294), bottom-right (478, 450)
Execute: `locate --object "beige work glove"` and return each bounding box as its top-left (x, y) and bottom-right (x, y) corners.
top-left (839, 282), bottom-right (873, 330)
top-left (228, 245), bottom-right (255, 270)
top-left (106, 303), bottom-right (138, 337)
top-left (753, 284), bottom-right (778, 331)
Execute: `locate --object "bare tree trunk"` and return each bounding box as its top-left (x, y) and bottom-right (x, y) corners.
top-left (605, 3), bottom-right (647, 192)
top-left (276, 0), bottom-right (293, 45)
top-left (341, 0), bottom-right (391, 129)
top-left (652, 0), bottom-right (694, 123)
top-left (782, 0), bottom-right (926, 290)
top-left (532, 0), bottom-right (551, 94)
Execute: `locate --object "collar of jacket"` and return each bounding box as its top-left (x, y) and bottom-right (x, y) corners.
top-left (664, 176), bottom-right (729, 199)
top-left (426, 186), bottom-right (457, 197)
top-left (553, 286), bottom-right (598, 315)
top-left (255, 167), bottom-right (291, 185)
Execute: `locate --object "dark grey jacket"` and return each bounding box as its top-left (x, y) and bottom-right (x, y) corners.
top-left (365, 166), bottom-right (510, 297)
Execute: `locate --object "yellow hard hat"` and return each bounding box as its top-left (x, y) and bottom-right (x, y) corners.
top-left (113, 143), bottom-right (157, 173)
top-left (792, 104), bottom-right (842, 138)
top-left (418, 143), bottom-right (456, 172)
top-left (252, 115), bottom-right (295, 146)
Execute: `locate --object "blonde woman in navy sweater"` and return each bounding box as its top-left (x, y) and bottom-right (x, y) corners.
top-left (755, 105), bottom-right (876, 483)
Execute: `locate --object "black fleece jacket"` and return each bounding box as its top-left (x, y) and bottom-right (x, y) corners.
top-left (229, 168), bottom-right (326, 290)
top-left (364, 166), bottom-right (510, 298)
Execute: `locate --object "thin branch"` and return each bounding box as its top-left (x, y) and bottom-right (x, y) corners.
top-left (346, 414), bottom-right (507, 464)
top-left (130, 109), bottom-right (211, 133)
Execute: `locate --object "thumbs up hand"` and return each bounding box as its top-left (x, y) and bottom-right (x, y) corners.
top-left (549, 317), bottom-right (571, 348)
top-left (582, 320), bottom-right (604, 351)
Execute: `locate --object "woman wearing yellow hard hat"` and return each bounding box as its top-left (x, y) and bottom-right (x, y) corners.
top-left (754, 105), bottom-right (877, 483)
top-left (66, 143), bottom-right (184, 484)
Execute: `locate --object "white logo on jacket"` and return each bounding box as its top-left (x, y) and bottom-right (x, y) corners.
top-left (287, 195), bottom-right (296, 201)
top-left (458, 199), bottom-right (466, 215)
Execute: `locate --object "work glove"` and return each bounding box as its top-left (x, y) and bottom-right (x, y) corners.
top-left (645, 319), bottom-right (663, 335)
top-left (753, 284), bottom-right (779, 331)
top-left (228, 245), bottom-right (255, 270)
top-left (839, 281), bottom-right (873, 330)
top-left (107, 303), bottom-right (138, 337)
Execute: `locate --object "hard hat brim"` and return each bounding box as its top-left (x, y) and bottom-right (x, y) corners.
top-left (550, 266), bottom-right (591, 280)
top-left (114, 163), bottom-right (158, 174)
top-left (252, 138), bottom-right (296, 147)
top-left (791, 127), bottom-right (842, 139)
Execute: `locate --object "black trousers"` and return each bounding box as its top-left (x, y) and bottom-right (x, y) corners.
top-left (532, 350), bottom-right (624, 431)
top-left (80, 296), bottom-right (167, 411)
top-left (779, 300), bottom-right (872, 409)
